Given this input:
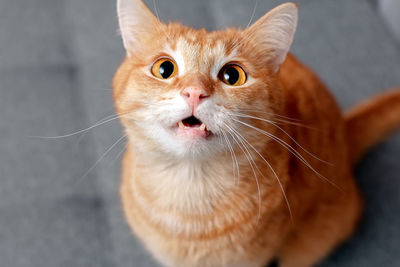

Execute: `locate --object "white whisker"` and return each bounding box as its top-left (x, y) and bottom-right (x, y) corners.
top-left (232, 117), bottom-right (342, 191)
top-left (225, 123), bottom-right (293, 221)
top-left (222, 131), bottom-right (240, 185)
top-left (112, 142), bottom-right (128, 165)
top-left (246, 0), bottom-right (259, 28)
top-left (230, 130), bottom-right (262, 222)
top-left (224, 124), bottom-right (262, 222)
top-left (30, 111), bottom-right (132, 139)
top-left (234, 112), bottom-right (331, 165)
top-left (268, 118), bottom-right (319, 131)
top-left (153, 0), bottom-right (172, 43)
top-left (236, 108), bottom-right (302, 122)
top-left (72, 134), bottom-right (127, 187)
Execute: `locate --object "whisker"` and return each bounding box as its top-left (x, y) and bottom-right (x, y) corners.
top-left (29, 109), bottom-right (138, 139)
top-left (153, 0), bottom-right (161, 21)
top-left (232, 117), bottom-right (342, 191)
top-left (264, 119), bottom-right (331, 164)
top-left (72, 134), bottom-right (127, 187)
top-left (222, 131), bottom-right (240, 185)
top-left (217, 134), bottom-right (226, 149)
top-left (225, 124), bottom-right (264, 178)
top-left (31, 116), bottom-right (121, 139)
top-left (236, 108), bottom-right (302, 122)
top-left (112, 142), bottom-right (128, 165)
top-left (233, 112), bottom-right (330, 164)
top-left (227, 131), bottom-right (241, 185)
top-left (234, 117), bottom-right (309, 164)
top-left (75, 109), bottom-right (123, 143)
top-left (224, 124), bottom-right (262, 222)
top-left (246, 0), bottom-right (259, 28)
top-left (153, 0), bottom-right (172, 43)
top-left (268, 119), bottom-right (319, 131)
top-left (225, 123), bottom-right (293, 221)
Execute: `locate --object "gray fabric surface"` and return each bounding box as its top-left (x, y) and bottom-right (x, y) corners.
top-left (379, 0), bottom-right (400, 42)
top-left (0, 0), bottom-right (399, 266)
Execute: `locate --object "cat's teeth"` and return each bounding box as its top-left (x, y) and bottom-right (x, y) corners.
top-left (178, 121), bottom-right (185, 129)
top-left (199, 123), bottom-right (206, 132)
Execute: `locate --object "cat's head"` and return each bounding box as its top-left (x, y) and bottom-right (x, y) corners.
top-left (114, 0), bottom-right (298, 160)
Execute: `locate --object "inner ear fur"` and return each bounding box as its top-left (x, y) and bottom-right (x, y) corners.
top-left (245, 3), bottom-right (298, 72)
top-left (117, 0), bottom-right (162, 56)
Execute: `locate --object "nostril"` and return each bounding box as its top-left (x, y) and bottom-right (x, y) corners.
top-left (181, 87), bottom-right (209, 101)
top-left (181, 90), bottom-right (190, 98)
top-left (199, 93), bottom-right (209, 99)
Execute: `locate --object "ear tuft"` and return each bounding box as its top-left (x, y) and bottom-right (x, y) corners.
top-left (245, 3), bottom-right (298, 71)
top-left (117, 0), bottom-right (160, 56)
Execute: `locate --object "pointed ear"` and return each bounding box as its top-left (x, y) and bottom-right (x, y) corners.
top-left (245, 3), bottom-right (298, 72)
top-left (117, 0), bottom-right (160, 56)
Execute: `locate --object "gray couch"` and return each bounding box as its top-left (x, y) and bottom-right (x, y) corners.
top-left (1, 0), bottom-right (399, 266)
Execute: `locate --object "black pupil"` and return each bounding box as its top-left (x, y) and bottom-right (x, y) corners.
top-left (159, 60), bottom-right (174, 79)
top-left (224, 67), bottom-right (239, 85)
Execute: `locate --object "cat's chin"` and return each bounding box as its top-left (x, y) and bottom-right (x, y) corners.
top-left (137, 118), bottom-right (219, 159)
top-left (156, 119), bottom-right (218, 159)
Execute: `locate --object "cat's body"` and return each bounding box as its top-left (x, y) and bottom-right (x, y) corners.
top-left (113, 1), bottom-right (400, 266)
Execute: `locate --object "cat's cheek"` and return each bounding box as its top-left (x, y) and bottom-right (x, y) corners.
top-left (193, 99), bottom-right (225, 133)
top-left (140, 123), bottom-right (184, 155)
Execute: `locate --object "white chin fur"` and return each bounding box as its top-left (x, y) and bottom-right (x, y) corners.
top-left (140, 122), bottom-right (222, 159)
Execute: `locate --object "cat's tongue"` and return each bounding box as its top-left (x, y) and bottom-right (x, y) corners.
top-left (177, 119), bottom-right (210, 139)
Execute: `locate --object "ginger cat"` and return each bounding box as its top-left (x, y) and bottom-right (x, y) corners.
top-left (113, 1), bottom-right (400, 266)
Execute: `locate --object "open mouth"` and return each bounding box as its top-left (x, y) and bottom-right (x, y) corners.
top-left (178, 116), bottom-right (206, 130)
top-left (177, 116), bottom-right (211, 138)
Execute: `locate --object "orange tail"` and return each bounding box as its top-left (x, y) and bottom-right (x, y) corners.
top-left (345, 89), bottom-right (400, 165)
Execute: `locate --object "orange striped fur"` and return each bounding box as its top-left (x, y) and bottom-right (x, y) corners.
top-left (113, 1), bottom-right (400, 266)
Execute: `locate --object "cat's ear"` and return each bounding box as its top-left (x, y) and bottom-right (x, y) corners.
top-left (245, 3), bottom-right (298, 72)
top-left (117, 0), bottom-right (160, 56)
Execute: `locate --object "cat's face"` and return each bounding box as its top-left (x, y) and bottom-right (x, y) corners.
top-left (114, 0), bottom-right (298, 159)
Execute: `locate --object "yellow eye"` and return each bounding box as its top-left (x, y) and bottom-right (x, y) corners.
top-left (151, 58), bottom-right (178, 79)
top-left (219, 64), bottom-right (247, 86)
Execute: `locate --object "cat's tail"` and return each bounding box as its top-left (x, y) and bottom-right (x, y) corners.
top-left (345, 89), bottom-right (400, 165)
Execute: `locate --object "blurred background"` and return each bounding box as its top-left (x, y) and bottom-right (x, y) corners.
top-left (1, 0), bottom-right (399, 266)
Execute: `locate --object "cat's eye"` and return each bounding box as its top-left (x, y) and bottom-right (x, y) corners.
top-left (151, 58), bottom-right (178, 79)
top-left (218, 64), bottom-right (247, 86)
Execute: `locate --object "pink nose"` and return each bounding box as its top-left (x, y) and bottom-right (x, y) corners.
top-left (181, 86), bottom-right (210, 111)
